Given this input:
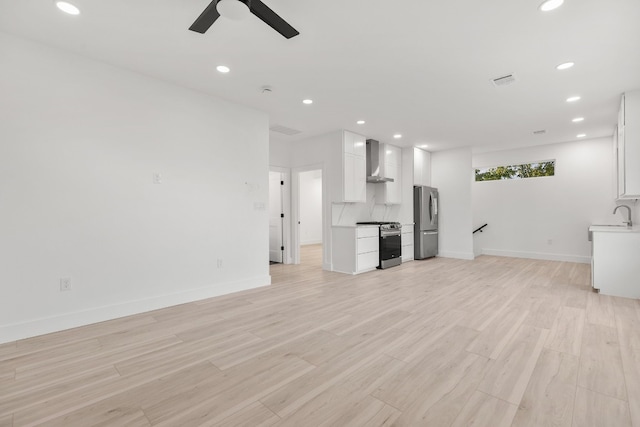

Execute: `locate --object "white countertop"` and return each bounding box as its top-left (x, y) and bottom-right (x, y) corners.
top-left (589, 225), bottom-right (640, 233)
top-left (332, 224), bottom-right (379, 228)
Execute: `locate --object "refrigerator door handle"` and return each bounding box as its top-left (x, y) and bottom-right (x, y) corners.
top-left (433, 197), bottom-right (438, 216)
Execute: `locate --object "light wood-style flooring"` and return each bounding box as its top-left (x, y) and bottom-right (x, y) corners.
top-left (2, 245), bottom-right (640, 426)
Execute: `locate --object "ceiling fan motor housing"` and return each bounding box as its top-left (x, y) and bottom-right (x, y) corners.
top-left (191, 0), bottom-right (299, 39)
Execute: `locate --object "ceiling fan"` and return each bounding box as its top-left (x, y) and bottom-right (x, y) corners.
top-left (189, 0), bottom-right (299, 39)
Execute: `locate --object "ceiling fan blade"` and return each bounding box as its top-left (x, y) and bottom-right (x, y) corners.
top-left (249, 0), bottom-right (299, 39)
top-left (189, 0), bottom-right (221, 34)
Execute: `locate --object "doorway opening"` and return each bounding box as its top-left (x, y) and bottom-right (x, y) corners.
top-left (296, 168), bottom-right (323, 266)
top-left (268, 168), bottom-right (290, 264)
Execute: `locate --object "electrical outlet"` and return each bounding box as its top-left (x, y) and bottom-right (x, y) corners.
top-left (60, 277), bottom-right (72, 291)
top-left (547, 239), bottom-right (553, 245)
top-left (153, 172), bottom-right (162, 184)
top-left (217, 259), bottom-right (223, 268)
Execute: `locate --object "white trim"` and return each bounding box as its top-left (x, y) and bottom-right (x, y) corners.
top-left (481, 248), bottom-right (590, 264)
top-left (0, 276), bottom-right (270, 344)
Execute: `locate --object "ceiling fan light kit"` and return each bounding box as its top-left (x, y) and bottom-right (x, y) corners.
top-left (217, 0), bottom-right (250, 20)
top-left (539, 0), bottom-right (564, 12)
top-left (189, 0), bottom-right (299, 39)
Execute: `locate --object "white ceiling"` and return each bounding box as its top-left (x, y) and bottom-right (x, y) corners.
top-left (1, 0), bottom-right (639, 151)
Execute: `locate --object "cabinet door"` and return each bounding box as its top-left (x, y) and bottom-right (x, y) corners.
top-left (616, 126), bottom-right (625, 197)
top-left (413, 148), bottom-right (431, 187)
top-left (413, 148), bottom-right (423, 186)
top-left (385, 160), bottom-right (401, 204)
top-left (343, 130), bottom-right (366, 157)
top-left (623, 91), bottom-right (640, 196)
top-left (421, 150), bottom-right (431, 186)
top-left (353, 154), bottom-right (367, 202)
top-left (343, 153), bottom-right (366, 202)
top-left (378, 145), bottom-right (402, 204)
top-left (344, 153), bottom-right (356, 201)
top-left (343, 130), bottom-right (355, 155)
top-left (352, 132), bottom-right (366, 157)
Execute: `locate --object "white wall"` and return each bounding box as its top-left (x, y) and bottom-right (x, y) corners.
top-left (0, 33), bottom-right (270, 343)
top-left (299, 170), bottom-right (323, 245)
top-left (431, 148), bottom-right (475, 260)
top-left (472, 137), bottom-right (615, 263)
top-left (269, 139), bottom-right (291, 168)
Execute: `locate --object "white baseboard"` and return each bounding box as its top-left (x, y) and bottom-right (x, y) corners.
top-left (0, 275), bottom-right (271, 345)
top-left (481, 248), bottom-right (590, 264)
top-left (437, 251), bottom-right (476, 260)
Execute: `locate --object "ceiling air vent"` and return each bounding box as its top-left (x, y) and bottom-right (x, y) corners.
top-left (492, 74), bottom-right (517, 87)
top-left (533, 130), bottom-right (546, 135)
top-left (270, 125), bottom-right (302, 136)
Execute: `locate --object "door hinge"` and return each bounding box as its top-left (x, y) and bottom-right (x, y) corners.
top-left (280, 246), bottom-right (284, 251)
top-left (280, 213), bottom-right (284, 218)
top-left (281, 180), bottom-right (284, 185)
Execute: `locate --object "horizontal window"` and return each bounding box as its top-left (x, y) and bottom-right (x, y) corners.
top-left (475, 160), bottom-right (555, 181)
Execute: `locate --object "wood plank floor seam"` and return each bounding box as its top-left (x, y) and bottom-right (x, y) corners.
top-left (3, 247), bottom-right (639, 426)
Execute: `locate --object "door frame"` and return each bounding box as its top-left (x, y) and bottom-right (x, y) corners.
top-left (269, 166), bottom-right (292, 264)
top-left (292, 163), bottom-right (326, 265)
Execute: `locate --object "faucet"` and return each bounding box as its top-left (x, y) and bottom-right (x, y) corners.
top-left (613, 205), bottom-right (633, 227)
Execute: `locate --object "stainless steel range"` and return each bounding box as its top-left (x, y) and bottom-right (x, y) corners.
top-left (356, 222), bottom-right (402, 269)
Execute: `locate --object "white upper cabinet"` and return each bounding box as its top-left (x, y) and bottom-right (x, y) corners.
top-left (376, 144), bottom-right (402, 204)
top-left (343, 130), bottom-right (366, 157)
top-left (617, 90), bottom-right (640, 199)
top-left (413, 147), bottom-right (431, 187)
top-left (342, 130), bottom-right (367, 202)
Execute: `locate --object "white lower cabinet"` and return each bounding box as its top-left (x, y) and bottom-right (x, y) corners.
top-left (591, 227), bottom-right (640, 298)
top-left (331, 226), bottom-right (379, 274)
top-left (401, 226), bottom-right (414, 262)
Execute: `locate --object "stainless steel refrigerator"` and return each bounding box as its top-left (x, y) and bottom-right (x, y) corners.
top-left (414, 186), bottom-right (438, 259)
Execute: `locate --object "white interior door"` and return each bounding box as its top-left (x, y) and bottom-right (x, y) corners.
top-left (269, 171), bottom-right (284, 263)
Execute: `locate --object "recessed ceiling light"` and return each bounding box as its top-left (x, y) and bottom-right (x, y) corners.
top-left (393, 134), bottom-right (402, 139)
top-left (556, 62), bottom-right (574, 70)
top-left (216, 65), bottom-right (230, 73)
top-left (55, 1), bottom-right (80, 15)
top-left (356, 120), bottom-right (365, 125)
top-left (572, 117), bottom-right (585, 122)
top-left (566, 96), bottom-right (581, 103)
top-left (302, 99), bottom-right (313, 105)
top-left (577, 133), bottom-right (586, 138)
top-left (539, 0), bottom-right (564, 12)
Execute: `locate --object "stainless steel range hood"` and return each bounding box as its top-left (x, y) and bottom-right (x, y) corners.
top-left (366, 139), bottom-right (394, 183)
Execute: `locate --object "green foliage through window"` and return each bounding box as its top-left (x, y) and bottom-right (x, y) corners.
top-left (475, 161), bottom-right (555, 181)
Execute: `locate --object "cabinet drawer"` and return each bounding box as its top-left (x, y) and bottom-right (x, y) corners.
top-left (357, 227), bottom-right (379, 238)
top-left (401, 233), bottom-right (414, 246)
top-left (357, 251), bottom-right (379, 271)
top-left (357, 236), bottom-right (379, 254)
